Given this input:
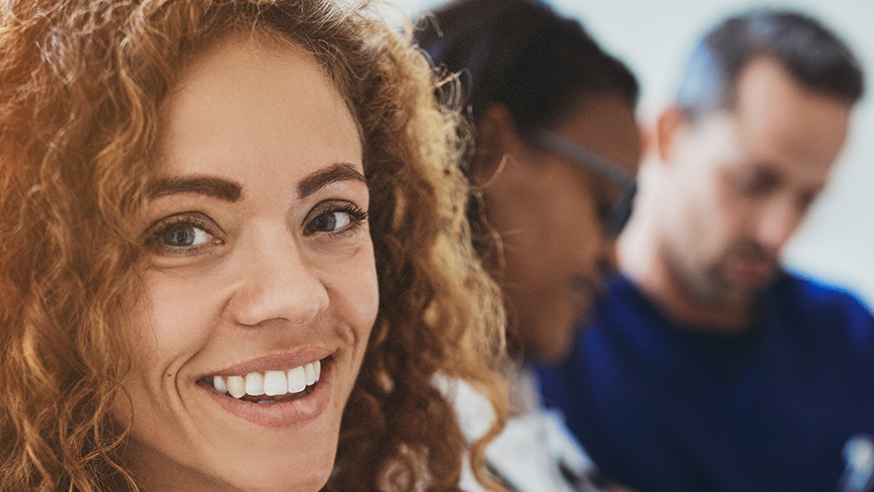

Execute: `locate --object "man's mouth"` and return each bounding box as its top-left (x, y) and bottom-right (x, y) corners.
top-left (732, 254), bottom-right (777, 279)
top-left (205, 359), bottom-right (323, 404)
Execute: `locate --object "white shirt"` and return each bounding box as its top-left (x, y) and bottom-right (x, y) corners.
top-left (438, 367), bottom-right (598, 492)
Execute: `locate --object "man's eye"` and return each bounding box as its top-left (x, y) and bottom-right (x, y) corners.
top-left (732, 168), bottom-right (780, 197)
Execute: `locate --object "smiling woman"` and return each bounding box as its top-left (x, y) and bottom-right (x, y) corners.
top-left (0, 1), bottom-right (507, 491)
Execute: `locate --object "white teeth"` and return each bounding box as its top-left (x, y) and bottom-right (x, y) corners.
top-left (213, 360), bottom-right (323, 401)
top-left (263, 370), bottom-right (288, 396)
top-left (245, 372), bottom-right (265, 396)
top-left (288, 366), bottom-right (307, 393)
top-left (213, 375), bottom-right (227, 394)
top-left (304, 363), bottom-right (316, 386)
top-left (227, 376), bottom-right (246, 398)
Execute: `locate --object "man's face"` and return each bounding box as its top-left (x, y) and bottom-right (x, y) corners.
top-left (659, 57), bottom-right (852, 305)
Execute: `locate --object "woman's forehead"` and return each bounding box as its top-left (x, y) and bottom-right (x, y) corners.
top-left (155, 34), bottom-right (362, 182)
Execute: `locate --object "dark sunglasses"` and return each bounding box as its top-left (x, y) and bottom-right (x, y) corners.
top-left (532, 128), bottom-right (637, 237)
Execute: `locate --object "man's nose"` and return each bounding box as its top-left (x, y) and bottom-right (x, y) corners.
top-left (755, 195), bottom-right (805, 252)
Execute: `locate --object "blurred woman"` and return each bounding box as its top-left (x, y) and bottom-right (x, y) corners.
top-left (0, 1), bottom-right (506, 490)
top-left (418, 0), bottom-right (641, 490)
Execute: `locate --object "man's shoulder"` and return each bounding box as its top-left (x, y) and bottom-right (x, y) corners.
top-left (589, 273), bottom-right (661, 323)
top-left (594, 273), bottom-right (642, 307)
top-left (767, 271), bottom-right (874, 350)
top-left (772, 270), bottom-right (873, 318)
top-left (584, 270), bottom-right (874, 337)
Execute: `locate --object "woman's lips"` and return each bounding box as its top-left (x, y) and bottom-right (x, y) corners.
top-left (206, 348), bottom-right (333, 378)
top-left (199, 354), bottom-right (334, 428)
top-left (210, 360), bottom-right (321, 400)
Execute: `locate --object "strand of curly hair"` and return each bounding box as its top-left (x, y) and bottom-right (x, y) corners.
top-left (0, 1), bottom-right (508, 491)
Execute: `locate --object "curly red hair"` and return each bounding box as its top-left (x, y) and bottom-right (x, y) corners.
top-left (0, 1), bottom-right (508, 490)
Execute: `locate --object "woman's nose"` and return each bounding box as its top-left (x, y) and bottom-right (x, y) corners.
top-left (227, 227), bottom-right (329, 328)
top-left (598, 237), bottom-right (619, 274)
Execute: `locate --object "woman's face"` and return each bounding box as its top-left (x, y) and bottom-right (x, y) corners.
top-left (481, 95), bottom-right (640, 360)
top-left (114, 35), bottom-right (378, 491)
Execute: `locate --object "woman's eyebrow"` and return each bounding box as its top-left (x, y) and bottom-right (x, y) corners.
top-left (298, 163), bottom-right (366, 199)
top-left (147, 176), bottom-right (243, 202)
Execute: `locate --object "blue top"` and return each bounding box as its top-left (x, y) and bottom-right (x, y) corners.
top-left (534, 271), bottom-right (874, 492)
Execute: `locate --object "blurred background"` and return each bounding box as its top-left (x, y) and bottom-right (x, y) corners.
top-left (386, 0), bottom-right (874, 309)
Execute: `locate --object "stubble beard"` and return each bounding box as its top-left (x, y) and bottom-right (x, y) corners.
top-left (680, 241), bottom-right (778, 308)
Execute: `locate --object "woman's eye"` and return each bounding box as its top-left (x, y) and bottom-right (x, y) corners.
top-left (144, 213), bottom-right (222, 257)
top-left (598, 195), bottom-right (613, 224)
top-left (312, 211), bottom-right (350, 232)
top-left (159, 224), bottom-right (211, 247)
top-left (304, 204), bottom-right (367, 236)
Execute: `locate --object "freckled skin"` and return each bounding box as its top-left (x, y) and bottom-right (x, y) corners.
top-left (114, 35), bottom-right (378, 492)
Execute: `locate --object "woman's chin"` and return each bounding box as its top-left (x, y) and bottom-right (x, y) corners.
top-left (125, 436), bottom-right (337, 492)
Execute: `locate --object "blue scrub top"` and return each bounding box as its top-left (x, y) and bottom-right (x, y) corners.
top-left (535, 271), bottom-right (874, 492)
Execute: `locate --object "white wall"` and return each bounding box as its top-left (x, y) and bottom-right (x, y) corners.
top-left (390, 0), bottom-right (874, 309)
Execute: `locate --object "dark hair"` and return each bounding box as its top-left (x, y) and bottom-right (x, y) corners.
top-left (677, 9), bottom-right (865, 120)
top-left (415, 0), bottom-right (639, 148)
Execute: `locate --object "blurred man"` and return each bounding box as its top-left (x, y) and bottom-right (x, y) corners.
top-left (535, 9), bottom-right (874, 492)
